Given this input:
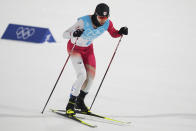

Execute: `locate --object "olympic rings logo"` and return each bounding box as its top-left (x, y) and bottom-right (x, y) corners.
top-left (16, 27), bottom-right (35, 40)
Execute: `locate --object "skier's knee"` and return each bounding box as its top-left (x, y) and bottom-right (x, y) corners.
top-left (77, 70), bottom-right (87, 83)
top-left (86, 65), bottom-right (96, 78)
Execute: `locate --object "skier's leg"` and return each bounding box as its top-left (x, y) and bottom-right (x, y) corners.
top-left (66, 54), bottom-right (87, 115)
top-left (70, 54), bottom-right (87, 97)
top-left (81, 44), bottom-right (96, 93)
top-left (76, 46), bottom-right (96, 112)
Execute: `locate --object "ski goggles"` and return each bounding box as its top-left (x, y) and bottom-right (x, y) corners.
top-left (97, 16), bottom-right (108, 20)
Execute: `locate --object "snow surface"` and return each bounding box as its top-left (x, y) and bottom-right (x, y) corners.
top-left (0, 0), bottom-right (196, 131)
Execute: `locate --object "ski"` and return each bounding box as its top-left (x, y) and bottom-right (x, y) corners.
top-left (50, 109), bottom-right (97, 128)
top-left (54, 109), bottom-right (131, 125)
top-left (77, 111), bottom-right (131, 125)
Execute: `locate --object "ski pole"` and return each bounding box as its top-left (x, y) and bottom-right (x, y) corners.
top-left (41, 38), bottom-right (78, 114)
top-left (90, 36), bottom-right (123, 110)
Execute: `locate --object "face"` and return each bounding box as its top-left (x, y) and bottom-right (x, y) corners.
top-left (97, 15), bottom-right (108, 25)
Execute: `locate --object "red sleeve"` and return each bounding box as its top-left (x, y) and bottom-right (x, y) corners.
top-left (107, 20), bottom-right (121, 38)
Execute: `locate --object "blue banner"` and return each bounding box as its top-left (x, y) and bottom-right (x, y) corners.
top-left (1, 24), bottom-right (56, 43)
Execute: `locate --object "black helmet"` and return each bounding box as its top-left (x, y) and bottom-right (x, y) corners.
top-left (95, 3), bottom-right (110, 17)
top-left (91, 3), bottom-right (110, 27)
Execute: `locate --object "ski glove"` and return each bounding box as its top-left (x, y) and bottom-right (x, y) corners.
top-left (118, 27), bottom-right (128, 35)
top-left (73, 29), bottom-right (85, 37)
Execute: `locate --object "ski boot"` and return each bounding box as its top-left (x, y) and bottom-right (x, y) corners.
top-left (66, 95), bottom-right (77, 116)
top-left (75, 90), bottom-right (91, 114)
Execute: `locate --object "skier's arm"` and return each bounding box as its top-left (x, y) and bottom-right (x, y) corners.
top-left (63, 19), bottom-right (84, 39)
top-left (107, 20), bottom-right (121, 38)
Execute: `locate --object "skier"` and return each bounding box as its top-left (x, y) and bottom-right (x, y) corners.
top-left (63, 3), bottom-right (128, 116)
